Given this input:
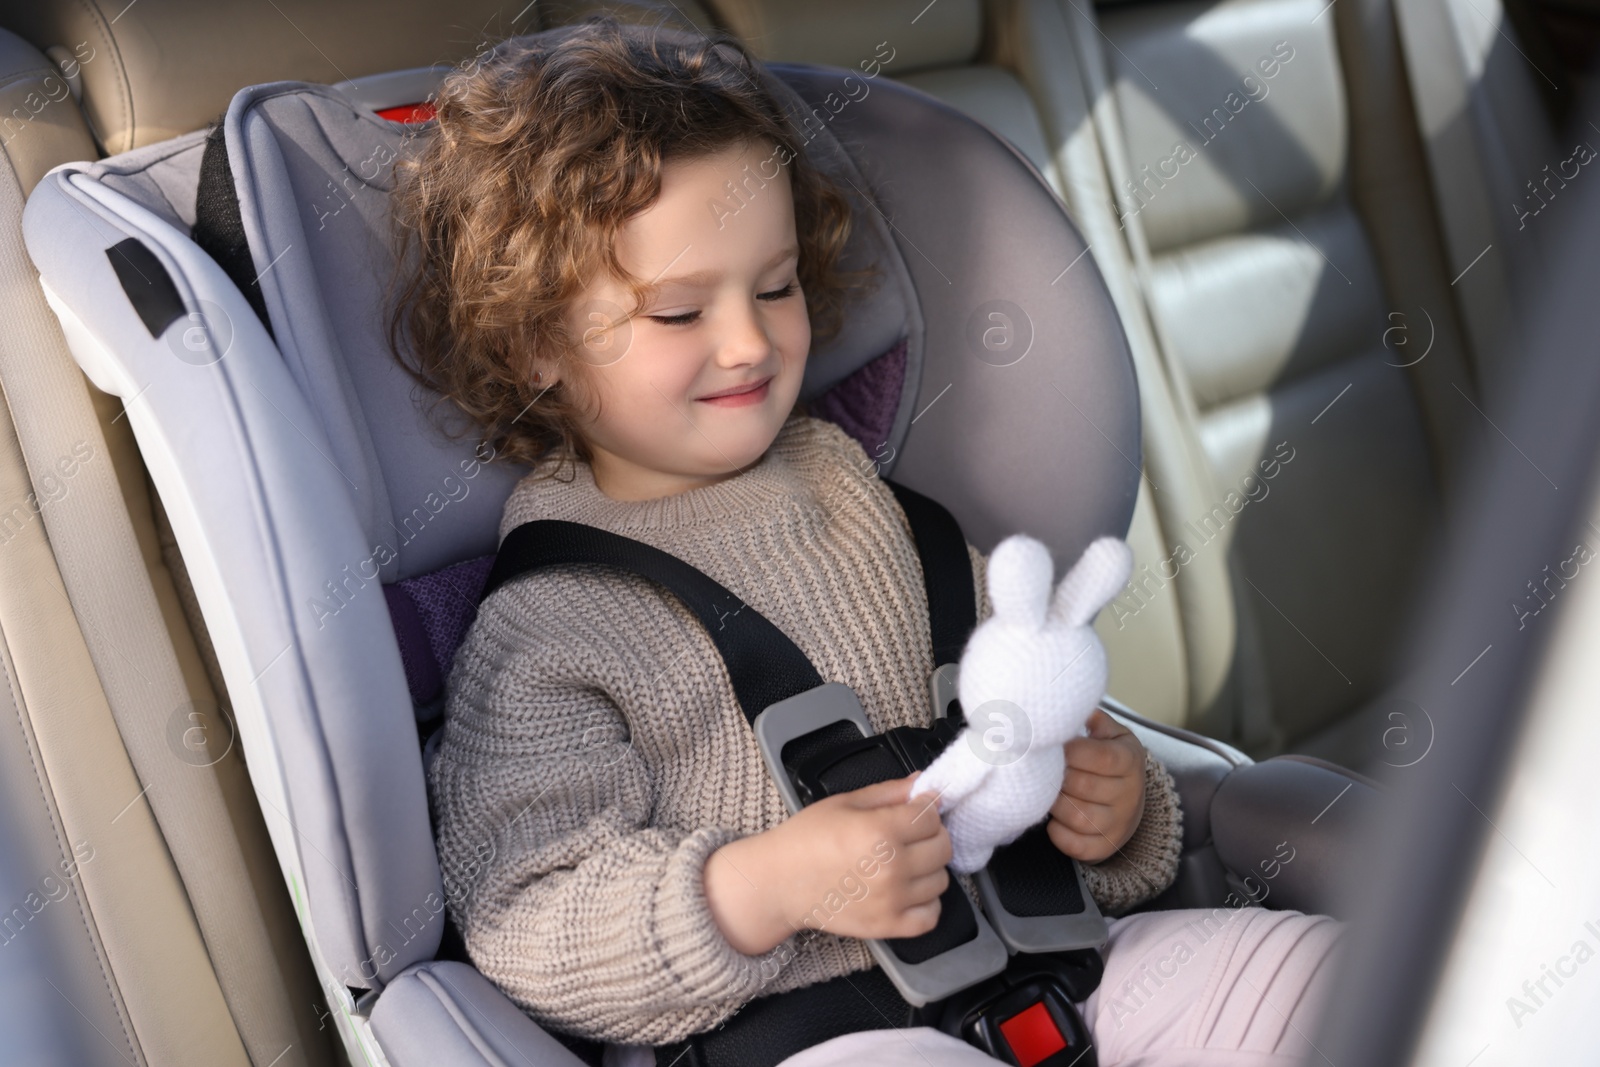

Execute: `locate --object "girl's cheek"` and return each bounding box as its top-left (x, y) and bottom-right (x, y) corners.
top-left (633, 336), bottom-right (702, 400)
top-left (786, 301), bottom-right (812, 354)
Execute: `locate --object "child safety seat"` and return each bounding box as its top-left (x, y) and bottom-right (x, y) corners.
top-left (20, 18), bottom-right (1377, 1067)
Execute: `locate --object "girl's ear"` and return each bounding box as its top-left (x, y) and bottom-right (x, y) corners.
top-left (527, 356), bottom-right (560, 389)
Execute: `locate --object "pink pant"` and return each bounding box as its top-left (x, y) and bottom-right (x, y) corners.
top-left (774, 907), bottom-right (1345, 1067)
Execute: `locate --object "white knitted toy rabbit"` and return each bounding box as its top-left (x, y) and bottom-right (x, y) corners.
top-left (909, 535), bottom-right (1133, 872)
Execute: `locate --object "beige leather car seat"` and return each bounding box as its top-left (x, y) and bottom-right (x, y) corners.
top-left (1083, 0), bottom-right (1476, 757)
top-left (0, 23), bottom-right (335, 1067)
top-left (1392, 0), bottom-right (1565, 397)
top-left (699, 0), bottom-right (1553, 769)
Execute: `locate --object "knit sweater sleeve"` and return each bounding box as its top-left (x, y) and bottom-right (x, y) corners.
top-left (427, 582), bottom-right (778, 1046)
top-left (966, 542), bottom-right (1184, 915)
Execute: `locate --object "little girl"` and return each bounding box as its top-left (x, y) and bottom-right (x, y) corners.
top-left (391, 16), bottom-right (1344, 1067)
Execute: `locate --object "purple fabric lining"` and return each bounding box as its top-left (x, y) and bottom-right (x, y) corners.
top-left (808, 336), bottom-right (906, 461)
top-left (383, 583), bottom-right (442, 703)
top-left (384, 337), bottom-right (910, 707)
top-left (388, 555), bottom-right (494, 705)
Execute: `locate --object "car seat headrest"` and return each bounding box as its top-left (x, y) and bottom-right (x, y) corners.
top-left (708, 0), bottom-right (982, 76)
top-left (213, 69), bottom-right (925, 581)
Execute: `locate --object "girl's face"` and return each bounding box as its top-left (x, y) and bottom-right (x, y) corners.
top-left (551, 140), bottom-right (811, 502)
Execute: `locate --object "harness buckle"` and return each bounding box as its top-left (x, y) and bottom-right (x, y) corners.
top-left (916, 949), bottom-right (1102, 1067)
top-left (751, 682), bottom-right (1010, 1006)
top-left (929, 665), bottom-right (1112, 958)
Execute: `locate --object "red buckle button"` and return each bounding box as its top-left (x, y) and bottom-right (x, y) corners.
top-left (997, 1001), bottom-right (1067, 1067)
top-left (376, 102), bottom-right (437, 123)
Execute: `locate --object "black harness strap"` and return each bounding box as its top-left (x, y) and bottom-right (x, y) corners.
top-left (481, 518), bottom-right (823, 723)
top-left (883, 479), bottom-right (977, 667)
top-left (478, 477), bottom-right (979, 719)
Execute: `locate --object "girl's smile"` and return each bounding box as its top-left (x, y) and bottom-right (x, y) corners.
top-left (696, 374), bottom-right (774, 407)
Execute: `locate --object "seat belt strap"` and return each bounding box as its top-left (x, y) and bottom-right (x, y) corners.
top-left (882, 479), bottom-right (977, 667)
top-left (482, 518), bottom-right (824, 723)
top-left (480, 476), bottom-right (981, 721)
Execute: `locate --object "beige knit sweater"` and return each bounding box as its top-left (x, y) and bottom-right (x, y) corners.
top-left (428, 414), bottom-right (1184, 1046)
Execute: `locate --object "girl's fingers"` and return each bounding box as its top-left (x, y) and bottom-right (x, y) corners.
top-left (904, 867), bottom-right (951, 904)
top-left (1064, 735), bottom-right (1138, 777)
top-left (1059, 766), bottom-right (1129, 806)
top-left (894, 794), bottom-right (948, 840)
top-left (898, 899), bottom-right (942, 935)
top-left (898, 829), bottom-right (954, 874)
top-left (1049, 794), bottom-right (1117, 837)
top-left (1082, 708), bottom-right (1131, 740)
top-left (1045, 818), bottom-right (1116, 863)
top-left (846, 774), bottom-right (917, 808)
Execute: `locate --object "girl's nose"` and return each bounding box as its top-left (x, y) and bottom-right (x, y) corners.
top-left (715, 299), bottom-right (776, 366)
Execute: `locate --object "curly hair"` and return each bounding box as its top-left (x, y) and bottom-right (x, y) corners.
top-left (386, 15), bottom-right (881, 480)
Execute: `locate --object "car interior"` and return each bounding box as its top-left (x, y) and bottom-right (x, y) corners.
top-left (0, 0), bottom-right (1596, 1064)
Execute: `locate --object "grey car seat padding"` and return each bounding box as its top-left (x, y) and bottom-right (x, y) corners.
top-left (27, 127), bottom-right (438, 1009)
top-left (370, 961), bottom-right (590, 1067)
top-left (23, 27), bottom-right (1140, 1006)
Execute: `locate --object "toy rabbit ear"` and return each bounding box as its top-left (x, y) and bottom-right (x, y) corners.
top-left (986, 535), bottom-right (1055, 626)
top-left (1050, 537), bottom-right (1134, 627)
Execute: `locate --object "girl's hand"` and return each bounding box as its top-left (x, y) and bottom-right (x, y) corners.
top-left (705, 773), bottom-right (953, 955)
top-left (1045, 709), bottom-right (1146, 863)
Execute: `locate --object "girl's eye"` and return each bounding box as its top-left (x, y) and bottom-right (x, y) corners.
top-left (648, 310), bottom-right (699, 327)
top-left (646, 282), bottom-right (799, 327)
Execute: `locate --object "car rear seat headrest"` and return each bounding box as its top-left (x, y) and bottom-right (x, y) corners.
top-left (0, 29), bottom-right (99, 196)
top-left (704, 0), bottom-right (982, 75)
top-left (0, 0), bottom-right (720, 155)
